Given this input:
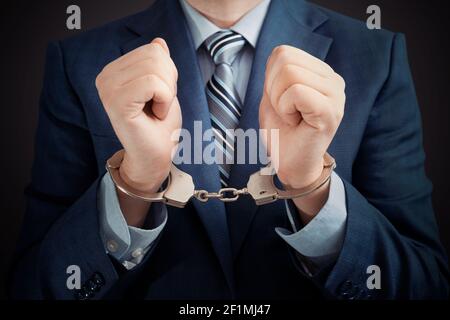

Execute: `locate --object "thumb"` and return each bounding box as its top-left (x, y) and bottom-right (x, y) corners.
top-left (151, 37), bottom-right (170, 56)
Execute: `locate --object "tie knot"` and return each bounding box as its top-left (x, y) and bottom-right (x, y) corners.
top-left (204, 30), bottom-right (246, 65)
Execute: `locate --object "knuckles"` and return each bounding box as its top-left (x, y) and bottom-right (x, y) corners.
top-left (139, 60), bottom-right (156, 75)
top-left (280, 63), bottom-right (297, 78)
top-left (143, 74), bottom-right (159, 85)
top-left (95, 73), bottom-right (108, 103)
top-left (332, 72), bottom-right (346, 89)
top-left (273, 45), bottom-right (293, 58)
top-left (143, 43), bottom-right (164, 56)
top-left (290, 83), bottom-right (306, 98)
top-left (272, 46), bottom-right (293, 67)
top-left (95, 66), bottom-right (108, 89)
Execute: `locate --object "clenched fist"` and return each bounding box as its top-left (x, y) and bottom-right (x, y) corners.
top-left (96, 38), bottom-right (181, 192)
top-left (96, 38), bottom-right (181, 226)
top-left (259, 45), bottom-right (345, 222)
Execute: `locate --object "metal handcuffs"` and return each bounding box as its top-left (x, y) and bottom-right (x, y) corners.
top-left (107, 150), bottom-right (336, 208)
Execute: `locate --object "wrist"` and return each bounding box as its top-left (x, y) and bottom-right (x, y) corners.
top-left (292, 179), bottom-right (330, 225)
top-left (117, 156), bottom-right (168, 228)
top-left (116, 188), bottom-right (151, 228)
top-left (278, 158), bottom-right (325, 190)
top-left (278, 156), bottom-right (332, 225)
top-left (119, 154), bottom-right (167, 194)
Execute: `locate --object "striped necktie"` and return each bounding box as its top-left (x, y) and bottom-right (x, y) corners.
top-left (204, 30), bottom-right (247, 187)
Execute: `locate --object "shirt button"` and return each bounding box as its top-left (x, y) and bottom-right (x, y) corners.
top-left (106, 240), bottom-right (118, 253)
top-left (132, 248), bottom-right (143, 258)
top-left (122, 260), bottom-right (137, 270)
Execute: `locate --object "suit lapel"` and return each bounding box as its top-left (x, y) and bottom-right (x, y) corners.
top-left (121, 0), bottom-right (234, 292)
top-left (227, 0), bottom-right (334, 260)
top-left (118, 0), bottom-right (335, 284)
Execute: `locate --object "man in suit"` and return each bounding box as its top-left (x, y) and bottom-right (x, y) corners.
top-left (11, 0), bottom-right (449, 299)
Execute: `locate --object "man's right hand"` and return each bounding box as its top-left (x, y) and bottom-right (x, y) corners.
top-left (96, 38), bottom-right (181, 227)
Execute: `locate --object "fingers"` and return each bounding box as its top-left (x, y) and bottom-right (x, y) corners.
top-left (266, 46), bottom-right (335, 91)
top-left (268, 64), bottom-right (335, 108)
top-left (272, 82), bottom-right (344, 131)
top-left (259, 92), bottom-right (281, 154)
top-left (110, 74), bottom-right (174, 120)
top-left (102, 38), bottom-right (176, 79)
top-left (262, 45), bottom-right (346, 130)
top-left (164, 97), bottom-right (183, 130)
top-left (96, 37), bottom-right (179, 121)
top-left (277, 84), bottom-right (335, 130)
top-left (152, 37), bottom-right (170, 55)
top-left (107, 58), bottom-right (177, 93)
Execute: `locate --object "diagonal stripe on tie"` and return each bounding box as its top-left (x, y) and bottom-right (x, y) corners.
top-left (204, 30), bottom-right (246, 187)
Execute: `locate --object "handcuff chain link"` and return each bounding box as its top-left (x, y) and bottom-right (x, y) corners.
top-left (194, 187), bottom-right (249, 203)
top-left (107, 150), bottom-right (336, 207)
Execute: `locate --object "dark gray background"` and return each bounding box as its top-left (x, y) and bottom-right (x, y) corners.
top-left (1, 0), bottom-right (449, 299)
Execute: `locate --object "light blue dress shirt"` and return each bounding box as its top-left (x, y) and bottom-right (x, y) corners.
top-left (98, 0), bottom-right (348, 273)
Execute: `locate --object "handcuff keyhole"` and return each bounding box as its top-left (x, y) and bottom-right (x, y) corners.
top-left (260, 191), bottom-right (267, 195)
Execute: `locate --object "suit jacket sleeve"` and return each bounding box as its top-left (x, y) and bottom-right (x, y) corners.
top-left (308, 33), bottom-right (449, 299)
top-left (10, 41), bottom-right (151, 300)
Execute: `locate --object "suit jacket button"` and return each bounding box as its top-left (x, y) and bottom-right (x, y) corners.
top-left (86, 280), bottom-right (100, 292)
top-left (75, 289), bottom-right (90, 300)
top-left (348, 285), bottom-right (362, 299)
top-left (92, 272), bottom-right (105, 286)
top-left (339, 280), bottom-right (353, 293)
top-left (341, 292), bottom-right (351, 299)
top-left (357, 289), bottom-right (367, 299)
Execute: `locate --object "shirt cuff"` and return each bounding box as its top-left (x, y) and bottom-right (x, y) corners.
top-left (275, 171), bottom-right (347, 271)
top-left (98, 173), bottom-right (167, 270)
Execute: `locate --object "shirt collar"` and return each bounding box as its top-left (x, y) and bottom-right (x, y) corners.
top-left (180, 0), bottom-right (271, 49)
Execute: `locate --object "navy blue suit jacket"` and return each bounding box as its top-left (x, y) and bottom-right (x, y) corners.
top-left (11, 0), bottom-right (449, 299)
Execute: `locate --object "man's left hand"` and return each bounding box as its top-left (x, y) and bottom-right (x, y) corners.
top-left (259, 45), bottom-right (346, 222)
